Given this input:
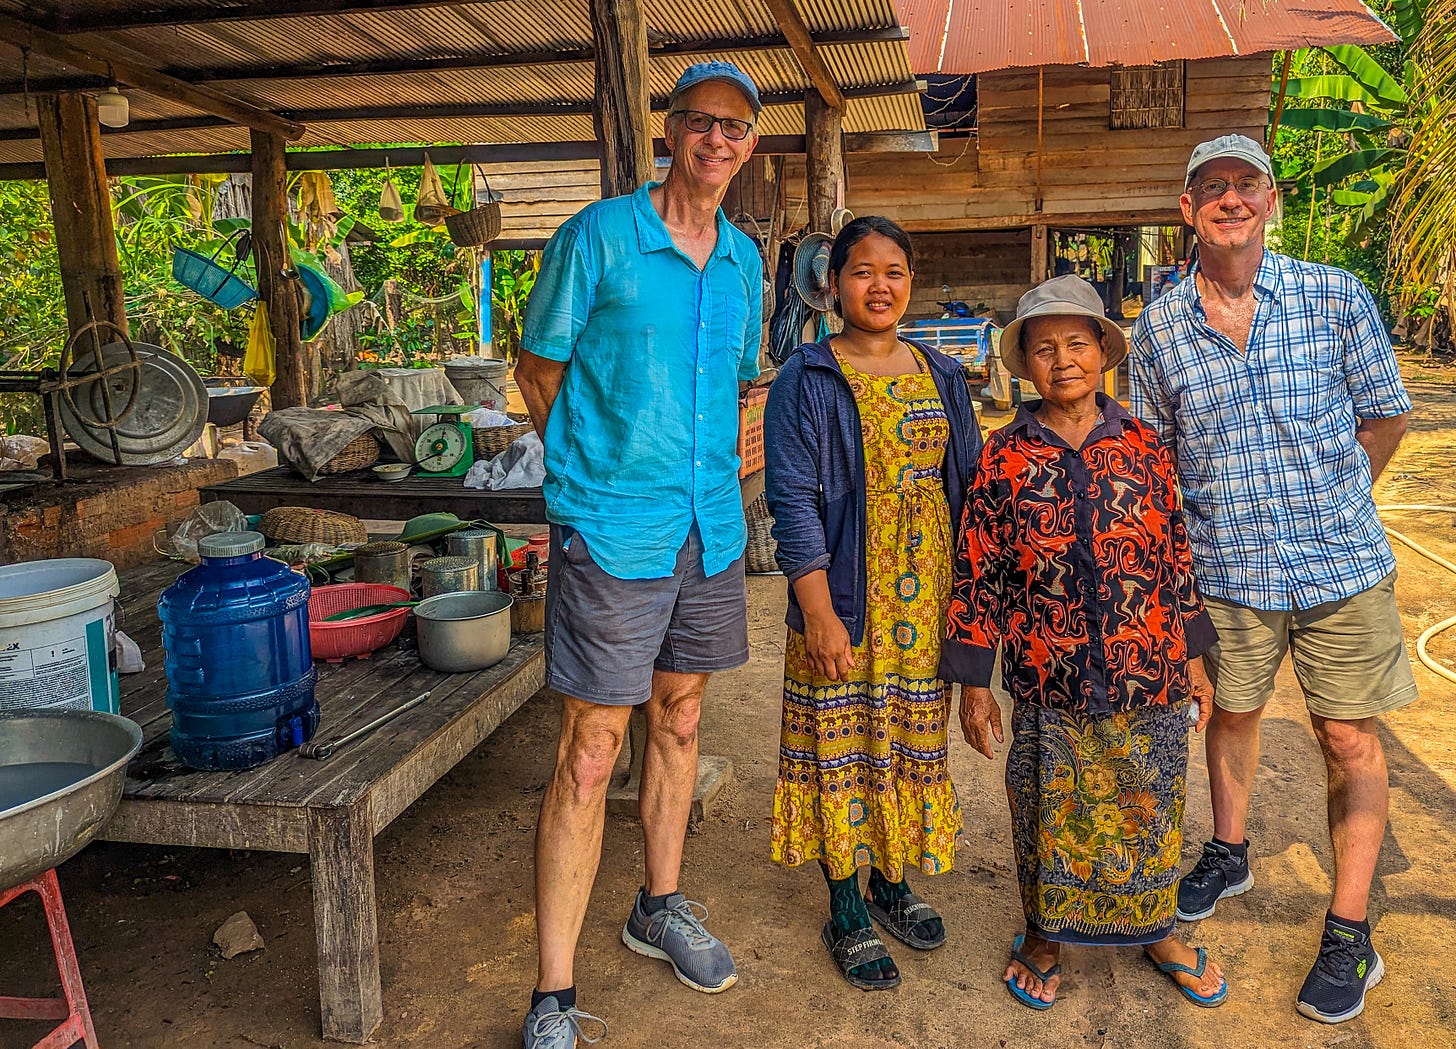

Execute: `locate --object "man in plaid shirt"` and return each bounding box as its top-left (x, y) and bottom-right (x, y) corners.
top-left (1130, 134), bottom-right (1415, 1026)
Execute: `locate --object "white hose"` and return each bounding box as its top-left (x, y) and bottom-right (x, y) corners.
top-left (1376, 504), bottom-right (1456, 684)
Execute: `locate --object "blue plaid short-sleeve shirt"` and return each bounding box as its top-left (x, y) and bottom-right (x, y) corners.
top-left (1129, 251), bottom-right (1411, 611)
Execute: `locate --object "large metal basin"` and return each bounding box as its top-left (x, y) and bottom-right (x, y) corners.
top-left (0, 710), bottom-right (142, 891)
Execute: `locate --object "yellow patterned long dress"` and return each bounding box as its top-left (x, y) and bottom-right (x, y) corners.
top-left (770, 349), bottom-right (962, 880)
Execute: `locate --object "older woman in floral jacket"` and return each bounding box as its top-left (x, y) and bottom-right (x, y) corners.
top-left (945, 276), bottom-right (1229, 1011)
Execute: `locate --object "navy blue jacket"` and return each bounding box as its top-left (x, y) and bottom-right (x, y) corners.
top-left (764, 337), bottom-right (983, 678)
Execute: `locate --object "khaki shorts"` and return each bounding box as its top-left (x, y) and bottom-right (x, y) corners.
top-left (1202, 572), bottom-right (1418, 721)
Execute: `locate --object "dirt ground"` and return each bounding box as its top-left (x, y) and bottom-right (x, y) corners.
top-left (4, 378), bottom-right (1456, 1049)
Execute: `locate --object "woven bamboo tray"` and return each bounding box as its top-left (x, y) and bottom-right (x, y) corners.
top-left (258, 506), bottom-right (370, 546)
top-left (317, 432), bottom-right (381, 475)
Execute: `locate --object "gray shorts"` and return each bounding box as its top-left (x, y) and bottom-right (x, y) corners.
top-left (543, 524), bottom-right (749, 705)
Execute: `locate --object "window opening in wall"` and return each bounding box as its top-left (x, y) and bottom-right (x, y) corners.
top-left (1109, 63), bottom-right (1184, 130)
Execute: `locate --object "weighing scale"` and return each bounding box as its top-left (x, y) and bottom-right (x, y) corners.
top-left (411, 405), bottom-right (475, 477)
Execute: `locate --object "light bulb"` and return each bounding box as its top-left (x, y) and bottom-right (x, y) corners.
top-left (96, 87), bottom-right (129, 128)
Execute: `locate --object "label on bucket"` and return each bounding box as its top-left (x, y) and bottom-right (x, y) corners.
top-left (0, 618), bottom-right (116, 714)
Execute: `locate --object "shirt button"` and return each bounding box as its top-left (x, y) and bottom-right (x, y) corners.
top-left (694, 460), bottom-right (701, 467)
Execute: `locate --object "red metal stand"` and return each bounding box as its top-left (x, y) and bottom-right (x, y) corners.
top-left (0, 869), bottom-right (100, 1049)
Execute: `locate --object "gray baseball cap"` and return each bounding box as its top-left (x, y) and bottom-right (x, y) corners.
top-left (998, 275), bottom-right (1128, 382)
top-left (1186, 134), bottom-right (1275, 186)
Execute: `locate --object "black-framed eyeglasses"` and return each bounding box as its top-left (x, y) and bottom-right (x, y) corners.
top-left (1191, 176), bottom-right (1272, 200)
top-left (671, 109), bottom-right (755, 141)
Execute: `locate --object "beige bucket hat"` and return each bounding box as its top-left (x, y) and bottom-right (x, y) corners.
top-left (997, 275), bottom-right (1128, 381)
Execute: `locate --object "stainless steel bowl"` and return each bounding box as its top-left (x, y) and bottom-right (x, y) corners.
top-left (414, 590), bottom-right (513, 673)
top-left (0, 710), bottom-right (143, 891)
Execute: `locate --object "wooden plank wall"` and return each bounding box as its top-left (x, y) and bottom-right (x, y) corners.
top-left (907, 230), bottom-right (1029, 321)
top-left (475, 159), bottom-right (601, 247)
top-left (781, 55), bottom-right (1269, 234)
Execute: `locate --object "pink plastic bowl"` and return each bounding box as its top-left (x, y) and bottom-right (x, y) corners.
top-left (308, 583), bottom-right (411, 662)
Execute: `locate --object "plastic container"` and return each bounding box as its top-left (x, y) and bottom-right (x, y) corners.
top-left (0, 559), bottom-right (120, 715)
top-left (444, 357), bottom-right (509, 411)
top-left (158, 531), bottom-right (318, 771)
top-left (737, 386), bottom-right (768, 478)
top-left (308, 584), bottom-right (411, 663)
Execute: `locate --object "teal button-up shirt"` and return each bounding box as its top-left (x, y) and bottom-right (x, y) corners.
top-left (521, 182), bottom-right (762, 580)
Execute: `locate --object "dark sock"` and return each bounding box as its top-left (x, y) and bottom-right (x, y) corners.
top-left (820, 862), bottom-right (896, 982)
top-left (531, 986), bottom-right (576, 1011)
top-left (1327, 911), bottom-right (1371, 938)
top-left (868, 866), bottom-right (943, 941)
top-left (1212, 836), bottom-right (1248, 859)
top-left (640, 887), bottom-right (674, 914)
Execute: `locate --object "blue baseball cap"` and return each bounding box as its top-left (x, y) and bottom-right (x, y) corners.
top-left (669, 61), bottom-right (762, 115)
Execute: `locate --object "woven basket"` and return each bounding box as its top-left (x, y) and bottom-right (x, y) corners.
top-left (445, 203), bottom-right (503, 248)
top-left (473, 421), bottom-right (532, 459)
top-left (258, 506), bottom-right (370, 546)
top-left (744, 493), bottom-right (779, 574)
top-left (317, 432), bottom-right (381, 475)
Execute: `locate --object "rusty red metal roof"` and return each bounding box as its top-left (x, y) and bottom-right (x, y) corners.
top-left (899, 0), bottom-right (1398, 74)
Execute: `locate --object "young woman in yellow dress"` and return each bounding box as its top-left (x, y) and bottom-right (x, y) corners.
top-left (764, 217), bottom-right (983, 989)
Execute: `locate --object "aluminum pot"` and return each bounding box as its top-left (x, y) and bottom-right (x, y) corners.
top-left (414, 590), bottom-right (513, 673)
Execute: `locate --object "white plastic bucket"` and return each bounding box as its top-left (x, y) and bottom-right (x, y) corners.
top-left (0, 559), bottom-right (120, 715)
top-left (445, 357), bottom-right (509, 411)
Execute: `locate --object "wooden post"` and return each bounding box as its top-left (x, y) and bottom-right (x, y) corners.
top-left (251, 129), bottom-right (308, 408)
top-left (308, 803), bottom-right (381, 1043)
top-left (36, 92), bottom-right (127, 337)
top-left (1031, 224), bottom-right (1049, 285)
top-left (804, 90), bottom-right (844, 233)
top-left (589, 0), bottom-right (652, 198)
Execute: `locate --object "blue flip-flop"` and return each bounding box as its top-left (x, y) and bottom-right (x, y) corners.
top-left (1149, 946), bottom-right (1229, 1008)
top-left (1006, 933), bottom-right (1060, 1010)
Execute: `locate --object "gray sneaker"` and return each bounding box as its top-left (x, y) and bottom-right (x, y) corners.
top-left (622, 889), bottom-right (738, 993)
top-left (522, 996), bottom-right (607, 1049)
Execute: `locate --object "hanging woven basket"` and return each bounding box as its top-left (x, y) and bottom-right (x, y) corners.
top-left (444, 167), bottom-right (503, 248)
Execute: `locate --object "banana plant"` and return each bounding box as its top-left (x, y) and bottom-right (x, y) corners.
top-left (1274, 5), bottom-right (1426, 242)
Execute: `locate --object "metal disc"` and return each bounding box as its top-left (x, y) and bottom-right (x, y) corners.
top-left (59, 342), bottom-right (208, 465)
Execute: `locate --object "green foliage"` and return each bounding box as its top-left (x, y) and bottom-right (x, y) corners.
top-left (490, 250), bottom-right (539, 360)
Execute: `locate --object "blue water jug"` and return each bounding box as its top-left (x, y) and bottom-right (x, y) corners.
top-left (159, 530), bottom-right (318, 771)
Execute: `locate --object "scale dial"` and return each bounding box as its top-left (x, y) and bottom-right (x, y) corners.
top-left (414, 422), bottom-right (469, 473)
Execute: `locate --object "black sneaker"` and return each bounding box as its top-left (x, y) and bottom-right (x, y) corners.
top-left (1296, 919), bottom-right (1385, 1024)
top-left (1175, 840), bottom-right (1253, 921)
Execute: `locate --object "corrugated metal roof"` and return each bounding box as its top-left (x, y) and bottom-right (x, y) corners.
top-left (0, 0), bottom-right (925, 166)
top-left (903, 0), bottom-right (1397, 74)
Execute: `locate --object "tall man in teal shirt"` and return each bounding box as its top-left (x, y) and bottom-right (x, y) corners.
top-left (514, 62), bottom-right (762, 1048)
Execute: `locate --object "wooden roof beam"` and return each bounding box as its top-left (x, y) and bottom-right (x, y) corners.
top-left (0, 131), bottom-right (939, 180)
top-left (0, 13), bottom-right (305, 140)
top-left (760, 0), bottom-right (845, 109)
top-left (0, 79), bottom-right (923, 142)
top-left (0, 27), bottom-right (910, 97)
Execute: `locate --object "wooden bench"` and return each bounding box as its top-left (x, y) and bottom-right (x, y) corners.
top-left (100, 560), bottom-right (546, 1042)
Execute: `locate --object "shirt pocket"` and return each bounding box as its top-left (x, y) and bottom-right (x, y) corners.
top-left (717, 287), bottom-right (752, 369)
top-left (1270, 314), bottom-right (1343, 423)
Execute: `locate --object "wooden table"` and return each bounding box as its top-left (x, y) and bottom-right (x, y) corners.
top-left (200, 465), bottom-right (766, 520)
top-left (200, 466), bottom-right (549, 523)
top-left (101, 561), bottom-right (546, 1042)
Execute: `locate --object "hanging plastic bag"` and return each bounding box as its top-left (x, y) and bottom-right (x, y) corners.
top-left (413, 153), bottom-right (451, 225)
top-left (244, 301), bottom-right (276, 387)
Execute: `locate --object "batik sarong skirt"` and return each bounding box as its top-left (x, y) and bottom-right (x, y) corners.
top-left (1006, 700), bottom-right (1189, 945)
